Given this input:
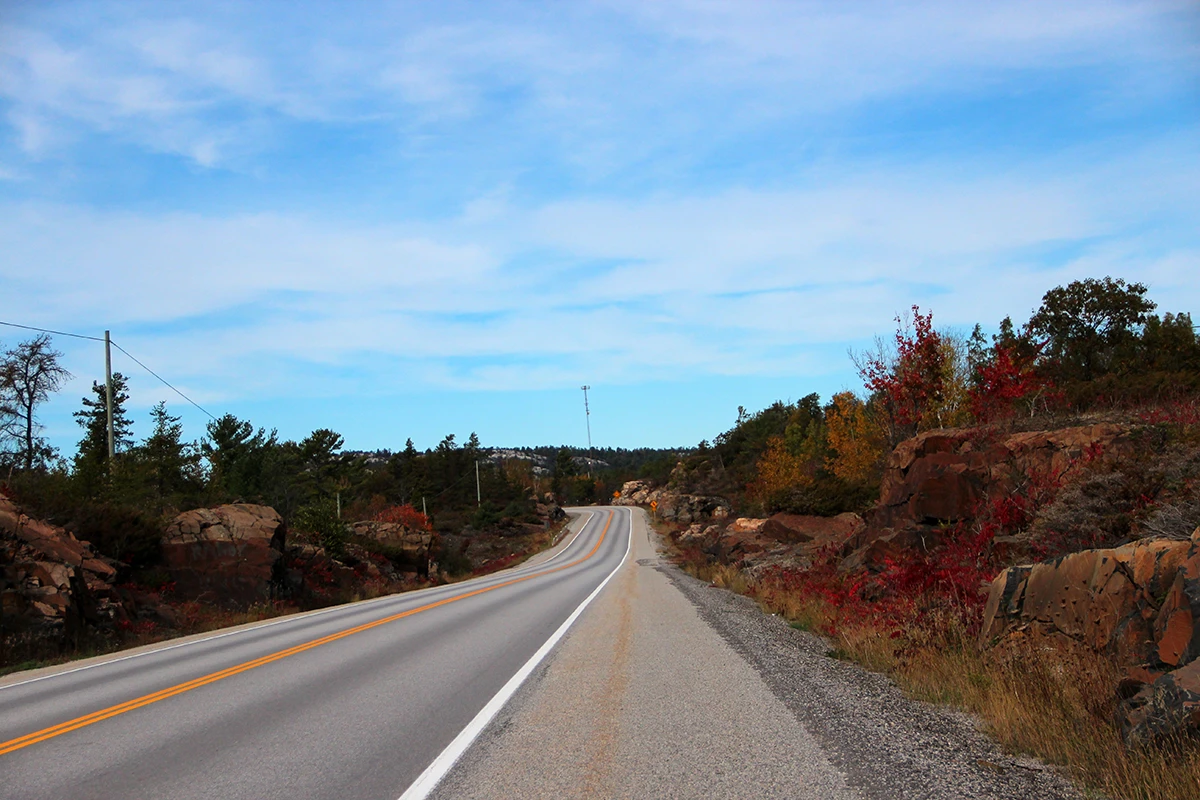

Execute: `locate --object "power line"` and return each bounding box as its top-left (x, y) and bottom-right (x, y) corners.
top-left (109, 341), bottom-right (216, 420)
top-left (0, 318), bottom-right (216, 421)
top-left (0, 320), bottom-right (105, 342)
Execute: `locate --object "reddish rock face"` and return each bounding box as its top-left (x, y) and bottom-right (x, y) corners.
top-left (0, 494), bottom-right (125, 634)
top-left (349, 521), bottom-right (433, 559)
top-left (980, 535), bottom-right (1193, 667)
top-left (760, 512), bottom-right (865, 547)
top-left (875, 424), bottom-right (1129, 530)
top-left (161, 504), bottom-right (285, 607)
top-left (982, 526), bottom-right (1200, 744)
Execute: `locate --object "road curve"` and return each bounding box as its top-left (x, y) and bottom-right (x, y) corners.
top-left (0, 508), bottom-right (630, 800)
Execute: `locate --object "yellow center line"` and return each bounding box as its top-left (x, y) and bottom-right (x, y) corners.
top-left (0, 511), bottom-right (615, 757)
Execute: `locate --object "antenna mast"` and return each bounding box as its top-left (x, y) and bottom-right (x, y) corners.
top-left (581, 385), bottom-right (593, 478)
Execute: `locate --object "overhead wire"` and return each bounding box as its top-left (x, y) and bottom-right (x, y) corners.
top-left (108, 342), bottom-right (216, 421)
top-left (0, 320), bottom-right (105, 342)
top-left (0, 319), bottom-right (217, 420)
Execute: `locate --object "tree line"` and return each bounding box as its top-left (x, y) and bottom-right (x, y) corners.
top-left (0, 335), bottom-right (677, 563)
top-left (673, 276), bottom-right (1200, 516)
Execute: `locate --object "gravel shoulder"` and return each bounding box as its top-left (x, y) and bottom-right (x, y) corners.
top-left (664, 554), bottom-right (1087, 799)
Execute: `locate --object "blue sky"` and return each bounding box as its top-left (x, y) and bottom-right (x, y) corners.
top-left (1, 1), bottom-right (1198, 455)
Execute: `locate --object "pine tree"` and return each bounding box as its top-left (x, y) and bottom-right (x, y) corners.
top-left (73, 372), bottom-right (133, 497)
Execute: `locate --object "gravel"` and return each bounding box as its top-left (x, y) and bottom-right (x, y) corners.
top-left (663, 561), bottom-right (1088, 800)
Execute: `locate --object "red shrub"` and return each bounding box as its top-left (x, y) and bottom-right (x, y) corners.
top-left (373, 504), bottom-right (431, 531)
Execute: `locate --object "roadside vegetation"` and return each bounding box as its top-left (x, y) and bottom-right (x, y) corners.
top-left (656, 276), bottom-right (1200, 800)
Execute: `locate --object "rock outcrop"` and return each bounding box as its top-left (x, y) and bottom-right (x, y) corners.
top-left (614, 479), bottom-right (731, 523)
top-left (0, 493), bottom-right (124, 639)
top-left (676, 512), bottom-right (866, 578)
top-left (349, 521), bottom-right (434, 561)
top-left (876, 424), bottom-right (1129, 530)
top-left (981, 526), bottom-right (1200, 743)
top-left (161, 504), bottom-right (285, 607)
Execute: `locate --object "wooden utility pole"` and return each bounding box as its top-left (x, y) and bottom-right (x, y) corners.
top-left (104, 330), bottom-right (115, 461)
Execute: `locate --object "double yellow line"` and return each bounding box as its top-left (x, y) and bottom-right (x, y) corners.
top-left (0, 511), bottom-right (613, 757)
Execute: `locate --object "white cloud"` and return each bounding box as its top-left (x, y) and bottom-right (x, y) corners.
top-left (1, 1), bottom-right (1193, 168)
top-left (2, 124), bottom-right (1195, 396)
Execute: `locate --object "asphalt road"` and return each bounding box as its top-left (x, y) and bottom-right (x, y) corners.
top-left (431, 506), bottom-right (856, 800)
top-left (0, 508), bottom-right (630, 800)
top-left (2, 506), bottom-right (1084, 800)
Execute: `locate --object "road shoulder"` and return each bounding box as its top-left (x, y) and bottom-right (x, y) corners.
top-left (662, 553), bottom-right (1086, 799)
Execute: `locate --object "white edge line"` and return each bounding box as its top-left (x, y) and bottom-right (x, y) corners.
top-left (525, 511), bottom-right (592, 569)
top-left (397, 507), bottom-right (633, 800)
top-left (1, 511), bottom-right (598, 694)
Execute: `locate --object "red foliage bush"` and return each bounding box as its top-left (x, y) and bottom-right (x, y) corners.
top-left (860, 306), bottom-right (947, 436)
top-left (969, 343), bottom-right (1053, 422)
top-left (373, 504), bottom-right (431, 531)
top-left (751, 462), bottom-right (1068, 641)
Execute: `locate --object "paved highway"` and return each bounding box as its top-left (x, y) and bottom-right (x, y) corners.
top-left (1, 506), bottom-right (1084, 799)
top-left (0, 508), bottom-right (630, 800)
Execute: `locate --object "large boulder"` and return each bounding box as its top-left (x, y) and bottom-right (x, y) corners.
top-left (982, 526), bottom-right (1200, 744)
top-left (1119, 659), bottom-right (1200, 745)
top-left (979, 534), bottom-right (1194, 667)
top-left (0, 494), bottom-right (124, 640)
top-left (656, 493), bottom-right (731, 524)
top-left (162, 504), bottom-right (285, 607)
top-left (614, 480), bottom-right (658, 506)
top-left (350, 520), bottom-right (434, 560)
top-left (761, 512), bottom-right (865, 548)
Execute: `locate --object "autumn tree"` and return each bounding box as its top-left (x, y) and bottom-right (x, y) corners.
top-left (824, 392), bottom-right (886, 485)
top-left (856, 306), bottom-right (947, 444)
top-left (749, 434), bottom-right (808, 510)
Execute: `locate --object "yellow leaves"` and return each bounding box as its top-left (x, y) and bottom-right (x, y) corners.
top-left (750, 434), bottom-right (811, 502)
top-left (825, 392), bottom-right (886, 485)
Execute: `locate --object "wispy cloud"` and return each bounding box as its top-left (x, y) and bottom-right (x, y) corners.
top-left (1, 1), bottom-right (1197, 447)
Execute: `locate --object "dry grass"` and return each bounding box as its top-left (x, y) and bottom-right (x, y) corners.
top-left (746, 574), bottom-right (1200, 800)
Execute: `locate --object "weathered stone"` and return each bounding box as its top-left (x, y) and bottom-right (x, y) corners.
top-left (1, 493), bottom-right (126, 635)
top-left (161, 504), bottom-right (284, 607)
top-left (762, 512), bottom-right (867, 550)
top-left (981, 531), bottom-right (1200, 673)
top-left (728, 518), bottom-right (768, 535)
top-left (1119, 658), bottom-right (1200, 745)
top-left (875, 424), bottom-right (1130, 532)
top-left (350, 521), bottom-right (434, 559)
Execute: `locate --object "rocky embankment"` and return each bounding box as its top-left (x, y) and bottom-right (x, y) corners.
top-left (1, 492), bottom-right (126, 645)
top-left (624, 421), bottom-right (1200, 745)
top-left (982, 529), bottom-right (1200, 744)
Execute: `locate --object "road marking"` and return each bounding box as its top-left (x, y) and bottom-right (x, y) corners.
top-left (0, 511), bottom-right (614, 758)
top-left (397, 507), bottom-right (634, 800)
top-left (0, 511), bottom-right (595, 694)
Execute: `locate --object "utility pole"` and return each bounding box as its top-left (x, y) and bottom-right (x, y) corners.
top-left (104, 330), bottom-right (115, 461)
top-left (581, 385), bottom-right (593, 478)
top-left (475, 460), bottom-right (482, 506)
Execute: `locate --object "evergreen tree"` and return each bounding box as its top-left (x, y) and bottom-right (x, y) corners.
top-left (140, 401), bottom-right (202, 512)
top-left (73, 372), bottom-right (133, 497)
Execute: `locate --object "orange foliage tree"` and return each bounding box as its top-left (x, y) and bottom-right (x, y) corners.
top-left (824, 392), bottom-right (886, 485)
top-left (749, 434), bottom-right (809, 507)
